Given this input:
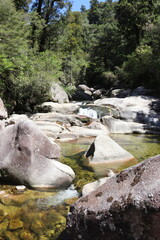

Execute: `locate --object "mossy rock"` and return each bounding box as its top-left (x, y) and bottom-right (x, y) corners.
top-left (39, 235), bottom-right (48, 240)
top-left (8, 218), bottom-right (23, 230)
top-left (0, 219), bottom-right (9, 233)
top-left (0, 209), bottom-right (6, 223)
top-left (62, 156), bottom-right (97, 192)
top-left (44, 229), bottom-right (55, 238)
top-left (5, 231), bottom-right (19, 240)
top-left (19, 229), bottom-right (36, 240)
top-left (30, 219), bottom-right (45, 235)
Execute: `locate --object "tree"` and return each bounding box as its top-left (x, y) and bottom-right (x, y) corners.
top-left (80, 5), bottom-right (86, 12)
top-left (13, 0), bottom-right (31, 11)
top-left (0, 0), bottom-right (29, 108)
top-left (31, 0), bottom-right (71, 51)
top-left (88, 0), bottom-right (100, 24)
top-left (116, 0), bottom-right (156, 52)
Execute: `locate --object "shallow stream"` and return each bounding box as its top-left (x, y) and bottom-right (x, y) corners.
top-left (0, 134), bottom-right (160, 239)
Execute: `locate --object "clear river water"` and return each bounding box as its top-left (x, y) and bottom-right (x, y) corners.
top-left (0, 133), bottom-right (159, 240)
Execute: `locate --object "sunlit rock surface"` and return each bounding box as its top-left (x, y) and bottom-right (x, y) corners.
top-left (67, 155), bottom-right (160, 240)
top-left (95, 96), bottom-right (160, 127)
top-left (85, 134), bottom-right (135, 165)
top-left (102, 116), bottom-right (145, 134)
top-left (49, 83), bottom-right (69, 103)
top-left (35, 102), bottom-right (79, 114)
top-left (82, 169), bottom-right (115, 197)
top-left (0, 119), bottom-right (75, 189)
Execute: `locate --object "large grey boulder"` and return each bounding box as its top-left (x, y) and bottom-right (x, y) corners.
top-left (0, 120), bottom-right (75, 189)
top-left (67, 155), bottom-right (160, 240)
top-left (85, 134), bottom-right (135, 166)
top-left (0, 98), bottom-right (8, 119)
top-left (49, 83), bottom-right (69, 103)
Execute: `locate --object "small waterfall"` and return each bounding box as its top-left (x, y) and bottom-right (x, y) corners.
top-left (78, 107), bottom-right (98, 119)
top-left (78, 105), bottom-right (110, 119)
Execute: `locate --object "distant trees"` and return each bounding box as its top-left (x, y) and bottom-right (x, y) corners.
top-left (116, 0), bottom-right (156, 52)
top-left (0, 0), bottom-right (160, 113)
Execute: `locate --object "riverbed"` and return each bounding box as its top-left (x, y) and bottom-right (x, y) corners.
top-left (0, 134), bottom-right (159, 239)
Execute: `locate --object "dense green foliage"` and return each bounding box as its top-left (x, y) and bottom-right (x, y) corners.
top-left (0, 0), bottom-right (160, 112)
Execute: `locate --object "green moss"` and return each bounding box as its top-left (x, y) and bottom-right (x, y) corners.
top-left (5, 231), bottom-right (20, 240)
top-left (8, 218), bottom-right (23, 230)
top-left (19, 230), bottom-right (36, 240)
top-left (62, 155), bottom-right (97, 192)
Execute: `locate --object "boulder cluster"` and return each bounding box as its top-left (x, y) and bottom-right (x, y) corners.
top-left (0, 84), bottom-right (160, 240)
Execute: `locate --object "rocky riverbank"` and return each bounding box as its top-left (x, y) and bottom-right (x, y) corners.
top-left (0, 85), bottom-right (159, 239)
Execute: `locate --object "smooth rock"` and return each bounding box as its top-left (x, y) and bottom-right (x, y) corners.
top-left (68, 126), bottom-right (107, 138)
top-left (67, 155), bottom-right (160, 240)
top-left (57, 130), bottom-right (79, 142)
top-left (110, 88), bottom-right (131, 98)
top-left (5, 114), bottom-right (29, 125)
top-left (31, 112), bottom-right (83, 126)
top-left (78, 84), bottom-right (91, 92)
top-left (49, 83), bottom-right (69, 103)
top-left (82, 170), bottom-right (115, 197)
top-left (85, 134), bottom-right (135, 165)
top-left (35, 102), bottom-right (79, 114)
top-left (86, 121), bottom-right (109, 133)
top-left (102, 116), bottom-right (145, 134)
top-left (95, 96), bottom-right (160, 126)
top-left (0, 120), bottom-right (5, 131)
top-left (93, 89), bottom-right (103, 99)
top-left (0, 120), bottom-right (75, 189)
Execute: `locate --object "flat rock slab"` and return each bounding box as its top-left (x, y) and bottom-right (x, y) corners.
top-left (67, 155), bottom-right (160, 240)
top-left (35, 102), bottom-right (79, 114)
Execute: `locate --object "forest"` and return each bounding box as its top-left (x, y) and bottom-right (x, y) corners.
top-left (0, 0), bottom-right (160, 113)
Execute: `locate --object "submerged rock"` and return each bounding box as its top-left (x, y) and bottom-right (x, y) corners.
top-left (66, 155), bottom-right (160, 240)
top-left (0, 119), bottom-right (75, 189)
